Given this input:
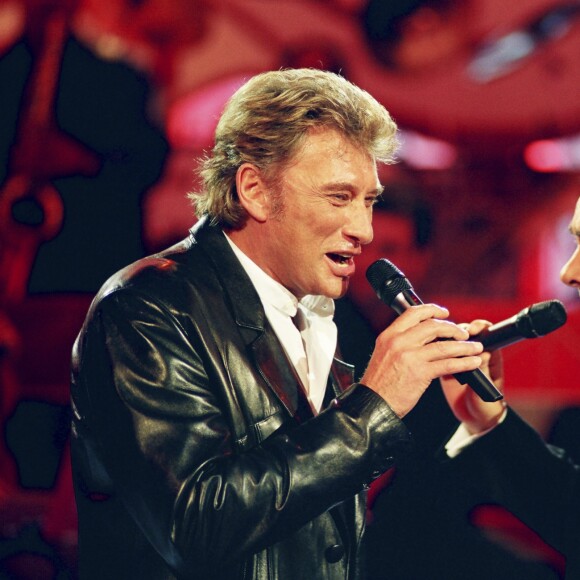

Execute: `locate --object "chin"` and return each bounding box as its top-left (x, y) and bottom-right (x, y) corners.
top-left (323, 279), bottom-right (350, 300)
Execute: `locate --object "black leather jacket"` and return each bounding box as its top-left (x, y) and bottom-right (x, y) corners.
top-left (70, 217), bottom-right (412, 579)
top-left (444, 409), bottom-right (580, 580)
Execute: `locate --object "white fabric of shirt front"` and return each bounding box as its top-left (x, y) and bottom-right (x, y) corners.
top-left (224, 233), bottom-right (337, 413)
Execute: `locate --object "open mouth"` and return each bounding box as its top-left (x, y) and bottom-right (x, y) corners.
top-left (327, 253), bottom-right (353, 266)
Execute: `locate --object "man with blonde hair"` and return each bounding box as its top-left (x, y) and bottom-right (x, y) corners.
top-left (70, 68), bottom-right (484, 579)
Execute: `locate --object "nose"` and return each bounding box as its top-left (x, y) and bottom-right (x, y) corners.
top-left (560, 245), bottom-right (580, 288)
top-left (345, 201), bottom-right (373, 246)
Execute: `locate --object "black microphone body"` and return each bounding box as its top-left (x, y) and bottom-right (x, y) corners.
top-left (366, 259), bottom-right (503, 403)
top-left (472, 300), bottom-right (567, 351)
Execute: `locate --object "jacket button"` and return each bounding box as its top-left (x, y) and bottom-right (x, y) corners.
top-left (325, 544), bottom-right (345, 563)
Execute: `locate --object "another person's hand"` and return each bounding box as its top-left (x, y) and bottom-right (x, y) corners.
top-left (361, 304), bottom-right (484, 418)
top-left (441, 319), bottom-right (506, 435)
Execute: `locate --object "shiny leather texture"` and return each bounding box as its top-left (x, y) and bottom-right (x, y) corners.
top-left (71, 216), bottom-right (412, 579)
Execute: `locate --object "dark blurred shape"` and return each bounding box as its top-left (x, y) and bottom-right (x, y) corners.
top-left (0, 524), bottom-right (72, 580)
top-left (469, 504), bottom-right (566, 579)
top-left (5, 401), bottom-right (69, 489)
top-left (0, 1), bottom-right (98, 302)
top-left (11, 197), bottom-right (45, 226)
top-left (28, 36), bottom-right (167, 292)
top-left (548, 406), bottom-right (580, 465)
top-left (361, 0), bottom-right (466, 72)
top-left (0, 2), bottom-right (168, 296)
top-left (363, 0), bottom-right (425, 45)
top-left (374, 183), bottom-right (433, 248)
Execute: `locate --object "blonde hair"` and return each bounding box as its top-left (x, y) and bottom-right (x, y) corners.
top-left (192, 68), bottom-right (399, 228)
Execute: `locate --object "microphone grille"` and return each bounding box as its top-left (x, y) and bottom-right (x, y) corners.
top-left (526, 299), bottom-right (567, 336)
top-left (366, 259), bottom-right (412, 304)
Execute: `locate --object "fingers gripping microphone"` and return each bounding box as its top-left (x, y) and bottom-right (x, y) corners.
top-left (472, 300), bottom-right (567, 351)
top-left (366, 259), bottom-right (503, 403)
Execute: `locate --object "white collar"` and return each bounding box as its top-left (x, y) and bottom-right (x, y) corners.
top-left (224, 233), bottom-right (334, 321)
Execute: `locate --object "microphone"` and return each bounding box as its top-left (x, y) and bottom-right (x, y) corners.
top-left (366, 258), bottom-right (503, 403)
top-left (472, 300), bottom-right (567, 351)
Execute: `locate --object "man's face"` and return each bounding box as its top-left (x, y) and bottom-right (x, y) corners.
top-left (257, 129), bottom-right (381, 299)
top-left (560, 196), bottom-right (580, 297)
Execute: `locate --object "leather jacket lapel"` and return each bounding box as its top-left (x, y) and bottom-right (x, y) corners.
top-left (190, 217), bottom-right (309, 420)
top-left (330, 357), bottom-right (355, 395)
top-left (251, 329), bottom-right (314, 422)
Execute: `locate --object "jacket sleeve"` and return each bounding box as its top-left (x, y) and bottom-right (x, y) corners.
top-left (72, 287), bottom-right (412, 572)
top-left (441, 408), bottom-right (580, 558)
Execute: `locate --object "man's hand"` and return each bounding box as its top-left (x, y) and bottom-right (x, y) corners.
top-left (441, 319), bottom-right (506, 435)
top-left (361, 304), bottom-right (484, 418)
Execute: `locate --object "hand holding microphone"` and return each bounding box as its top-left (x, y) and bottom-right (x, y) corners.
top-left (448, 300), bottom-right (566, 432)
top-left (359, 263), bottom-right (491, 417)
top-left (366, 258), bottom-right (504, 402)
top-left (365, 258), bottom-right (567, 405)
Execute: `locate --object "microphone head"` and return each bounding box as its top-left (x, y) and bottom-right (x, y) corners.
top-left (519, 299), bottom-right (567, 337)
top-left (366, 259), bottom-right (413, 305)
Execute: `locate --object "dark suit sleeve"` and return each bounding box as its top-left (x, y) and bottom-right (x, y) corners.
top-left (442, 409), bottom-right (580, 559)
top-left (72, 287), bottom-right (412, 573)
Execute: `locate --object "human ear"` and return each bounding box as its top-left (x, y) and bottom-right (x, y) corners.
top-left (236, 163), bottom-right (270, 222)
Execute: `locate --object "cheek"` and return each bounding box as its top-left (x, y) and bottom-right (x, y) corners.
top-left (279, 228), bottom-right (319, 269)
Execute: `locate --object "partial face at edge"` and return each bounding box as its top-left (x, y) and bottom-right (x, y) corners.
top-left (560, 197), bottom-right (580, 297)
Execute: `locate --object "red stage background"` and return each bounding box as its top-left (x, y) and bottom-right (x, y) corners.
top-left (1, 0), bottom-right (579, 577)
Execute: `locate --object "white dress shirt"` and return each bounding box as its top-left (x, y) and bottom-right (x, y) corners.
top-left (225, 233), bottom-right (337, 413)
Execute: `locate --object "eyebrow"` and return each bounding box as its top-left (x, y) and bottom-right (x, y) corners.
top-left (322, 182), bottom-right (384, 196)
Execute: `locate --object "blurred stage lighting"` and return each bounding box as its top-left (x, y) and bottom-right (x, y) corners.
top-left (397, 129), bottom-right (457, 170)
top-left (524, 134), bottom-right (580, 172)
top-left (166, 74), bottom-right (249, 150)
